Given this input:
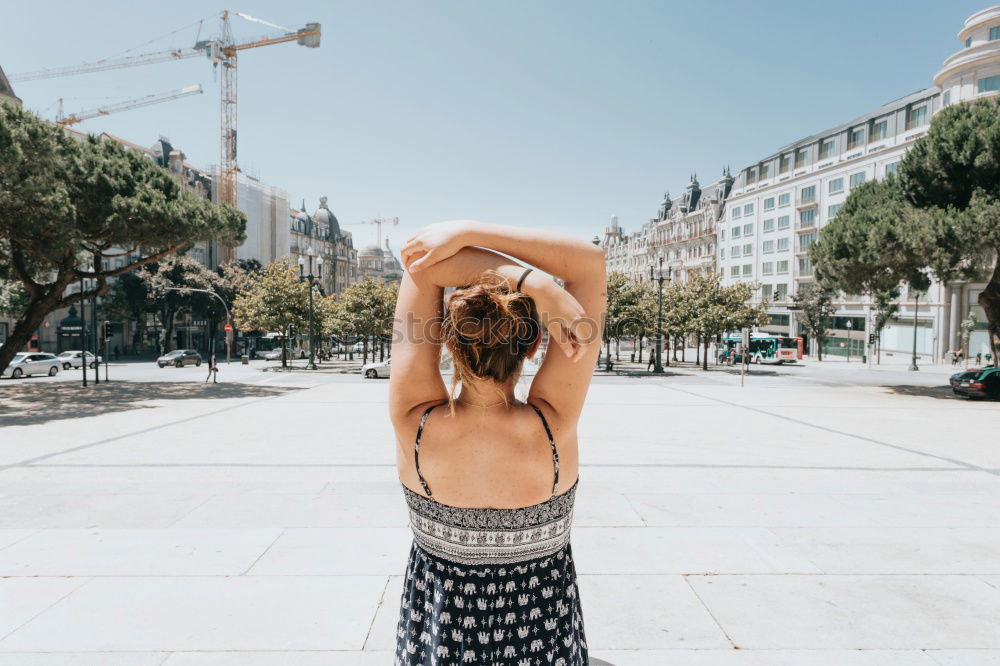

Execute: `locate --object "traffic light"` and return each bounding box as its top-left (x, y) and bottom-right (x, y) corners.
top-left (102, 321), bottom-right (112, 340)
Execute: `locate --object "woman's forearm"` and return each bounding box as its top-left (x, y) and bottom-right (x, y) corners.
top-left (463, 221), bottom-right (604, 285)
top-left (418, 246), bottom-right (531, 292)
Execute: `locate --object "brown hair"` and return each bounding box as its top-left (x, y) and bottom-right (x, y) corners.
top-left (441, 270), bottom-right (541, 408)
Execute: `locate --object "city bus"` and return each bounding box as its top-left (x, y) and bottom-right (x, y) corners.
top-left (719, 335), bottom-right (803, 365)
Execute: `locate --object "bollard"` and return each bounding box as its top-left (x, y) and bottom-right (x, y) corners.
top-left (241, 355), bottom-right (249, 365)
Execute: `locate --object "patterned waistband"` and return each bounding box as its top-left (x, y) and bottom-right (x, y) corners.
top-left (403, 483), bottom-right (577, 566)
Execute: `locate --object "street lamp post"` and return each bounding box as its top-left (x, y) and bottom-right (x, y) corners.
top-left (846, 319), bottom-right (853, 363)
top-left (79, 276), bottom-right (88, 388)
top-left (298, 247), bottom-right (323, 370)
top-left (909, 293), bottom-right (920, 371)
top-left (648, 254), bottom-right (666, 374)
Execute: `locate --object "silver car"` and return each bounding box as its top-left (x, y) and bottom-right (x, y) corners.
top-left (57, 350), bottom-right (101, 370)
top-left (2, 352), bottom-right (61, 378)
top-left (362, 358), bottom-right (391, 378)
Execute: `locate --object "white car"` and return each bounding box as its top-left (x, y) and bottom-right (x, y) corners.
top-left (56, 350), bottom-right (101, 370)
top-left (263, 348), bottom-right (306, 361)
top-left (2, 352), bottom-right (61, 378)
top-left (362, 358), bottom-right (391, 378)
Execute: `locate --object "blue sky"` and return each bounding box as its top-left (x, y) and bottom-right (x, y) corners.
top-left (2, 1), bottom-right (986, 247)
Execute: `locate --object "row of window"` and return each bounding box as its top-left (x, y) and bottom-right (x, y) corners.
top-left (742, 115), bottom-right (908, 184)
top-left (728, 256), bottom-right (813, 280)
top-left (731, 167), bottom-right (889, 221)
top-left (761, 284), bottom-right (789, 301)
top-left (965, 26), bottom-right (1000, 48)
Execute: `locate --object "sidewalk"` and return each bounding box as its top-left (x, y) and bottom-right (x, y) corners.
top-left (1, 365), bottom-right (999, 664)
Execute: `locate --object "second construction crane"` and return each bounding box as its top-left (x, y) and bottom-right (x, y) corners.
top-left (13, 11), bottom-right (321, 262)
top-left (56, 85), bottom-right (203, 126)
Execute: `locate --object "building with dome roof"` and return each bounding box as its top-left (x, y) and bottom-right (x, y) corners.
top-left (289, 196), bottom-right (359, 294)
top-left (359, 238), bottom-right (404, 283)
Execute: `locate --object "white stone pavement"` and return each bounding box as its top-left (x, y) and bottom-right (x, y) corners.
top-left (0, 361), bottom-right (999, 665)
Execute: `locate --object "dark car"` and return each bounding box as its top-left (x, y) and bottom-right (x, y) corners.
top-left (156, 349), bottom-right (203, 368)
top-left (950, 367), bottom-right (1000, 399)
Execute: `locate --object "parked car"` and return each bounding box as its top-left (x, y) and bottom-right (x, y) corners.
top-left (950, 367), bottom-right (1000, 399)
top-left (263, 348), bottom-right (306, 361)
top-left (56, 350), bottom-right (101, 370)
top-left (2, 352), bottom-right (61, 378)
top-left (156, 349), bottom-right (202, 368)
top-left (362, 358), bottom-right (391, 378)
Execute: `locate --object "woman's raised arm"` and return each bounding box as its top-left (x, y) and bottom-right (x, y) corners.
top-left (402, 221), bottom-right (606, 422)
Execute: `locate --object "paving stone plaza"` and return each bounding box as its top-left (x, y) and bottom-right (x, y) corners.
top-left (1, 360), bottom-right (999, 665)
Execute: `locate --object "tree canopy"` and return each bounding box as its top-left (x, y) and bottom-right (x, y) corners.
top-left (810, 96), bottom-right (1000, 360)
top-left (0, 104), bottom-right (246, 373)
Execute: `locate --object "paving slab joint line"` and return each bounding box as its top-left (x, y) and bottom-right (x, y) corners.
top-left (363, 576), bottom-right (392, 650)
top-left (0, 577), bottom-right (91, 644)
top-left (0, 529), bottom-right (42, 555)
top-left (164, 494), bottom-right (219, 528)
top-left (681, 574), bottom-right (738, 649)
top-left (658, 383), bottom-right (1000, 477)
top-left (240, 528), bottom-right (288, 576)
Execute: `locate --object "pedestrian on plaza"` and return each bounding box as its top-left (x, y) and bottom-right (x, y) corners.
top-left (950, 350), bottom-right (958, 366)
top-left (113, 345), bottom-right (120, 361)
top-left (390, 221), bottom-right (602, 664)
top-left (205, 351), bottom-right (218, 383)
top-left (976, 351), bottom-right (983, 366)
top-left (957, 348), bottom-right (965, 366)
top-left (646, 349), bottom-right (655, 371)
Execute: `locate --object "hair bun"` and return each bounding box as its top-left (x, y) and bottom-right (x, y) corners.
top-left (442, 271), bottom-right (541, 390)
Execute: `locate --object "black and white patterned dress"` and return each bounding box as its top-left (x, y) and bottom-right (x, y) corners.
top-left (395, 403), bottom-right (588, 666)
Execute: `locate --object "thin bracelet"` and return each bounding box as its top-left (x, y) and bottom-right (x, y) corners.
top-left (516, 268), bottom-right (533, 292)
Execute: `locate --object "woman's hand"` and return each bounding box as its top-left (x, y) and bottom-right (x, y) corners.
top-left (525, 274), bottom-right (591, 363)
top-left (402, 221), bottom-right (479, 272)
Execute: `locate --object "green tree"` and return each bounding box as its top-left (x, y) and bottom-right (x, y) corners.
top-left (870, 288), bottom-right (900, 364)
top-left (661, 280), bottom-right (696, 364)
top-left (602, 272), bottom-right (635, 369)
top-left (139, 255), bottom-right (225, 354)
top-left (685, 273), bottom-right (769, 370)
top-left (95, 271), bottom-right (151, 354)
top-left (232, 261), bottom-right (310, 368)
top-left (0, 105), bottom-right (245, 374)
top-left (897, 96), bottom-right (1000, 361)
top-left (792, 284), bottom-right (838, 361)
top-left (331, 277), bottom-right (398, 364)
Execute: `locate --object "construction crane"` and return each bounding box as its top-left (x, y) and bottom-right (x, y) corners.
top-left (12, 11), bottom-right (321, 263)
top-left (56, 84), bottom-right (203, 126)
top-left (345, 217), bottom-right (400, 249)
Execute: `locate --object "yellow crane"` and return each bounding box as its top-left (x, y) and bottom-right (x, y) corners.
top-left (12, 11), bottom-right (321, 262)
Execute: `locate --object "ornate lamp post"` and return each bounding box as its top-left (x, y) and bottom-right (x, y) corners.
top-left (648, 252), bottom-right (667, 374)
top-left (298, 246), bottom-right (323, 370)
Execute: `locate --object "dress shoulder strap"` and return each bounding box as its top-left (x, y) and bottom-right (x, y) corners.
top-left (413, 404), bottom-right (438, 498)
top-left (528, 402), bottom-right (560, 497)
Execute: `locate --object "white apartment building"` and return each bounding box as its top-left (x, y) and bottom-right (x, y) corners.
top-left (720, 5), bottom-right (1000, 362)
